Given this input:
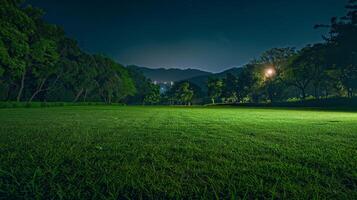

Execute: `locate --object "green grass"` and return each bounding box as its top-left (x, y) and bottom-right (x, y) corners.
top-left (0, 106), bottom-right (356, 199)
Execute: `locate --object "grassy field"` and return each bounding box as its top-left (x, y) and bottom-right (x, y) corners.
top-left (0, 106), bottom-right (356, 199)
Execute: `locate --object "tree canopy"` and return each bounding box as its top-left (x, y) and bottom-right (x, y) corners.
top-left (0, 1), bottom-right (138, 103)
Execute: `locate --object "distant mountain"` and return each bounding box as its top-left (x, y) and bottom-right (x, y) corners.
top-left (185, 67), bottom-right (244, 92)
top-left (214, 67), bottom-right (244, 78)
top-left (127, 65), bottom-right (212, 82)
top-left (127, 65), bottom-right (244, 93)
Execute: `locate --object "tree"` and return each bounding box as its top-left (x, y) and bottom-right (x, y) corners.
top-left (258, 48), bottom-right (296, 102)
top-left (93, 55), bottom-right (135, 104)
top-left (127, 65), bottom-right (158, 104)
top-left (143, 84), bottom-right (160, 105)
top-left (175, 82), bottom-right (194, 105)
top-left (260, 48), bottom-right (296, 75)
top-left (207, 78), bottom-right (223, 104)
top-left (164, 81), bottom-right (202, 105)
top-left (284, 47), bottom-right (319, 100)
top-left (222, 73), bottom-right (238, 103)
top-left (308, 44), bottom-right (331, 98)
top-left (0, 1), bottom-right (34, 101)
top-left (236, 63), bottom-right (259, 102)
top-left (27, 39), bottom-right (60, 102)
top-left (316, 0), bottom-right (357, 97)
top-left (0, 1), bottom-right (138, 104)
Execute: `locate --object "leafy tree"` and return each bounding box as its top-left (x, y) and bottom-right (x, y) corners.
top-left (143, 84), bottom-right (160, 105)
top-left (0, 1), bottom-right (137, 104)
top-left (284, 47), bottom-right (319, 100)
top-left (48, 38), bottom-right (98, 102)
top-left (27, 39), bottom-right (60, 102)
top-left (93, 55), bottom-right (135, 104)
top-left (258, 48), bottom-right (296, 102)
top-left (71, 54), bottom-right (97, 102)
top-left (222, 73), bottom-right (238, 103)
top-left (127, 65), bottom-right (159, 104)
top-left (308, 44), bottom-right (331, 98)
top-left (236, 63), bottom-right (259, 102)
top-left (207, 78), bottom-right (223, 104)
top-left (260, 48), bottom-right (296, 74)
top-left (175, 82), bottom-right (194, 105)
top-left (316, 0), bottom-right (357, 97)
top-left (0, 0), bottom-right (34, 101)
top-left (165, 81), bottom-right (202, 105)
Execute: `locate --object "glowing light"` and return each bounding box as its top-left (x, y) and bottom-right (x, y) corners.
top-left (265, 68), bottom-right (276, 78)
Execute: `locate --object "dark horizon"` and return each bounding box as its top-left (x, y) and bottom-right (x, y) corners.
top-left (28, 0), bottom-right (347, 72)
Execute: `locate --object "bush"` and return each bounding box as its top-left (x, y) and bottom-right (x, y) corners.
top-left (223, 97), bottom-right (357, 108)
top-left (0, 102), bottom-right (125, 109)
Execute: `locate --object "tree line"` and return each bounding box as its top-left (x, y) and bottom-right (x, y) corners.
top-left (0, 0), bottom-right (160, 104)
top-left (1, 0), bottom-right (356, 105)
top-left (168, 0), bottom-right (357, 105)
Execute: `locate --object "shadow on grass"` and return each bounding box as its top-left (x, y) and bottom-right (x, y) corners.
top-left (206, 98), bottom-right (357, 113)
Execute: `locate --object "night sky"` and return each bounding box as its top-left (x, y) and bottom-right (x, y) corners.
top-left (28, 0), bottom-right (347, 72)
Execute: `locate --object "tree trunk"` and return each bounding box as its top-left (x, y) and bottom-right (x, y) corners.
top-left (348, 88), bottom-right (352, 98)
top-left (108, 94), bottom-right (111, 104)
top-left (301, 89), bottom-right (306, 100)
top-left (28, 79), bottom-right (46, 103)
top-left (211, 98), bottom-right (215, 104)
top-left (83, 89), bottom-right (88, 102)
top-left (268, 92), bottom-right (274, 103)
top-left (5, 84), bottom-right (14, 101)
top-left (314, 85), bottom-right (319, 99)
top-left (16, 71), bottom-right (26, 102)
top-left (73, 88), bottom-right (84, 102)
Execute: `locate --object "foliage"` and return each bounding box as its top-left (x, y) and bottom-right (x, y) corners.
top-left (0, 1), bottom-right (137, 103)
top-left (222, 73), bottom-right (238, 103)
top-left (200, 1), bottom-right (357, 104)
top-left (207, 78), bottom-right (223, 104)
top-left (325, 0), bottom-right (357, 97)
top-left (175, 82), bottom-right (194, 105)
top-left (0, 101), bottom-right (124, 108)
top-left (143, 84), bottom-right (160, 105)
top-left (1, 0), bottom-right (357, 105)
top-left (127, 65), bottom-right (160, 104)
top-left (164, 81), bottom-right (203, 105)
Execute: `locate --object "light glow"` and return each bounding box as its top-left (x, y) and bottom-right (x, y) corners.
top-left (265, 68), bottom-right (276, 78)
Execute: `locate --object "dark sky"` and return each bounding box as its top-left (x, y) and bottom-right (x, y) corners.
top-left (28, 0), bottom-right (347, 72)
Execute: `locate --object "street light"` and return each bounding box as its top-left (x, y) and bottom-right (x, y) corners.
top-left (265, 68), bottom-right (276, 78)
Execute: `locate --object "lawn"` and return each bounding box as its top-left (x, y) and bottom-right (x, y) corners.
top-left (0, 106), bottom-right (356, 199)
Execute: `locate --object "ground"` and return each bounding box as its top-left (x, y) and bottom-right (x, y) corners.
top-left (0, 106), bottom-right (356, 199)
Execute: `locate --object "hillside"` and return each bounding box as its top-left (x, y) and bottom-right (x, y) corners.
top-left (127, 65), bottom-right (212, 82)
top-left (185, 67), bottom-right (244, 92)
top-left (127, 65), bottom-right (244, 92)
